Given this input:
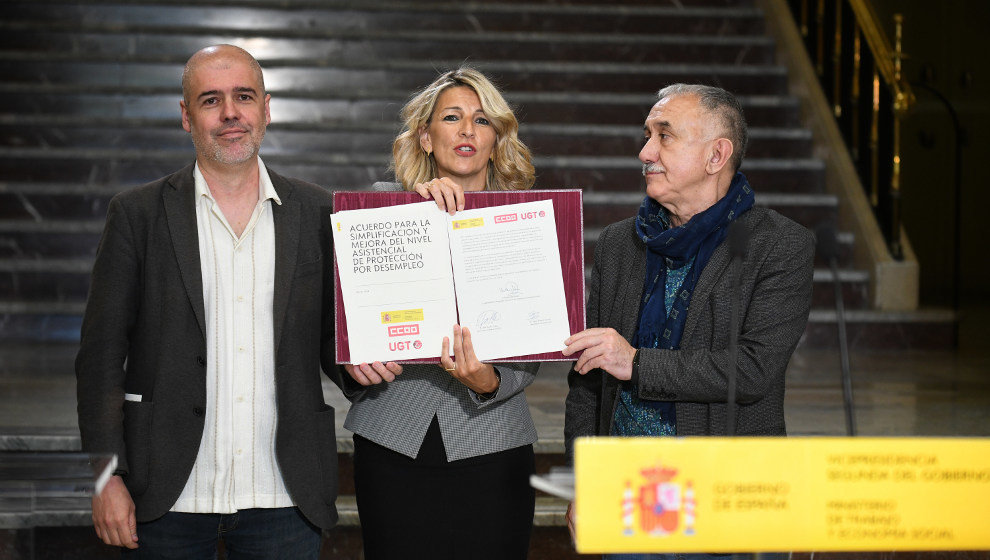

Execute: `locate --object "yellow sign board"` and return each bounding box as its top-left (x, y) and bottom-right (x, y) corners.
top-left (574, 437), bottom-right (990, 553)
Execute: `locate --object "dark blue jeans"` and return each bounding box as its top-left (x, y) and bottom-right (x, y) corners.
top-left (120, 507), bottom-right (321, 560)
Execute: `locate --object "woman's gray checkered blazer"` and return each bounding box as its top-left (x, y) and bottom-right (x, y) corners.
top-left (342, 183), bottom-right (541, 460)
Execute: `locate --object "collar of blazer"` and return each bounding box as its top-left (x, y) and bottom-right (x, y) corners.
top-left (614, 208), bottom-right (763, 346)
top-left (161, 162), bottom-right (303, 353)
top-left (680, 208), bottom-right (761, 343)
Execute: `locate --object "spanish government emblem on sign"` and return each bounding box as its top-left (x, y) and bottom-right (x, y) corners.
top-left (625, 464), bottom-right (696, 537)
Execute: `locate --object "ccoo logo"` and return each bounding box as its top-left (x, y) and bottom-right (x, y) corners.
top-left (387, 324), bottom-right (420, 337)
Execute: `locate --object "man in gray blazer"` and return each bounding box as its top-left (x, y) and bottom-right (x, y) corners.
top-left (562, 84), bottom-right (814, 549)
top-left (75, 45), bottom-right (342, 558)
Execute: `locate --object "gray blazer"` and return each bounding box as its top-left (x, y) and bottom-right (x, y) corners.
top-left (565, 206), bottom-right (814, 459)
top-left (75, 163), bottom-right (344, 529)
top-left (342, 182), bottom-right (540, 461)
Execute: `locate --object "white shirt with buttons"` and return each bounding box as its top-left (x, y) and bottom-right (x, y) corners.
top-left (171, 158), bottom-right (294, 513)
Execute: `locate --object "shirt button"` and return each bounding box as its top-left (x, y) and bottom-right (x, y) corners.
top-left (236, 396), bottom-right (245, 403)
top-left (237, 295), bottom-right (244, 302)
top-left (238, 346), bottom-right (245, 352)
top-left (236, 449), bottom-right (243, 455)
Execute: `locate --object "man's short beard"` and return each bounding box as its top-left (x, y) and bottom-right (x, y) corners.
top-left (210, 142), bottom-right (260, 165)
top-left (191, 127), bottom-right (264, 165)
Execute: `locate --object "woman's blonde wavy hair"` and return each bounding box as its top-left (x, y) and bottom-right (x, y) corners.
top-left (391, 67), bottom-right (535, 191)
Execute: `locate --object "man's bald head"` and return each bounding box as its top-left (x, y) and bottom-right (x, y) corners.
top-left (181, 45), bottom-right (266, 105)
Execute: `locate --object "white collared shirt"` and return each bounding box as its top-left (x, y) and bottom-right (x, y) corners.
top-left (171, 157), bottom-right (294, 513)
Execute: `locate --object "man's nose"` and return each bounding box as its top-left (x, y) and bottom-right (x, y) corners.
top-left (639, 140), bottom-right (656, 164)
top-left (220, 97), bottom-right (240, 120)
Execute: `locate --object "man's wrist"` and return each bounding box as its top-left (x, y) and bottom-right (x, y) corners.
top-left (630, 348), bottom-right (641, 384)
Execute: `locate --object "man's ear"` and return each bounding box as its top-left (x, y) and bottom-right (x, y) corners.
top-left (706, 138), bottom-right (734, 175)
top-left (180, 100), bottom-right (191, 133)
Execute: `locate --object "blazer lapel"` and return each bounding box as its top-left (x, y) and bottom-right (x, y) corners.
top-left (682, 221), bottom-right (741, 342)
top-left (163, 165), bottom-right (207, 338)
top-left (271, 174), bottom-right (300, 356)
top-left (687, 244), bottom-right (730, 338)
top-left (617, 227), bottom-right (647, 340)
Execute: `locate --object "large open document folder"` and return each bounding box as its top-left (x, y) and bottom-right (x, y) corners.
top-left (332, 190), bottom-right (585, 364)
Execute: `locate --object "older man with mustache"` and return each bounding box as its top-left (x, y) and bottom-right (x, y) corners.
top-left (563, 84), bottom-right (814, 560)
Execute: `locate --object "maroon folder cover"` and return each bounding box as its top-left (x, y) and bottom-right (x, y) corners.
top-left (333, 189), bottom-right (585, 363)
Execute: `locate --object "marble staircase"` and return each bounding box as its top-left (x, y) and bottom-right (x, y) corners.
top-left (0, 0), bottom-right (955, 349)
top-left (0, 0), bottom-right (961, 558)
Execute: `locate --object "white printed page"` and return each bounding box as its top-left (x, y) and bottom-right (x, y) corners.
top-left (332, 202), bottom-right (456, 363)
top-left (447, 199), bottom-right (570, 361)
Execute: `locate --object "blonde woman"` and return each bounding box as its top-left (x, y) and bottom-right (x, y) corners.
top-left (342, 67), bottom-right (539, 559)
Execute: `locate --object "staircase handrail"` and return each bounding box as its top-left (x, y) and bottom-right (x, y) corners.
top-left (790, 0), bottom-right (914, 260)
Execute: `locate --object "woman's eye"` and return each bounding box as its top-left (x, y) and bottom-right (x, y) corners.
top-left (442, 114), bottom-right (459, 122)
top-left (476, 117), bottom-right (491, 126)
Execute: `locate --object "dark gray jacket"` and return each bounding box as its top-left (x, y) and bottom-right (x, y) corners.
top-left (565, 206), bottom-right (815, 459)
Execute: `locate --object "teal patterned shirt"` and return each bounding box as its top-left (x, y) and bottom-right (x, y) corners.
top-left (611, 256), bottom-right (694, 436)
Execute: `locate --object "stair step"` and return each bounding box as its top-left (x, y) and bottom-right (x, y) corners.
top-left (803, 308), bottom-right (957, 350)
top-left (9, 301), bottom-right (951, 348)
top-left (0, 0), bottom-right (937, 353)
top-left (3, 2), bottom-right (768, 36)
top-left (0, 192), bottom-right (113, 222)
top-left (581, 191), bottom-right (837, 229)
top-left (533, 157), bottom-right (824, 193)
top-left (0, 58), bottom-right (791, 97)
top-left (524, 125), bottom-right (813, 158)
top-left (0, 305), bottom-right (959, 347)
top-left (0, 231), bottom-right (99, 260)
top-left (0, 123), bottom-right (814, 160)
top-left (0, 191), bottom-right (845, 258)
top-left (0, 89), bottom-right (804, 128)
top-left (0, 152), bottom-right (824, 192)
top-left (0, 29), bottom-right (776, 65)
top-left (582, 227), bottom-right (856, 267)
top-left (0, 263), bottom-right (870, 312)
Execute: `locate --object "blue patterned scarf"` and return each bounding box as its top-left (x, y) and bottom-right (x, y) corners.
top-left (634, 172), bottom-right (755, 351)
top-left (613, 172), bottom-right (755, 436)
